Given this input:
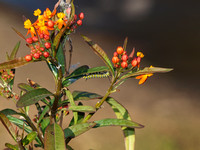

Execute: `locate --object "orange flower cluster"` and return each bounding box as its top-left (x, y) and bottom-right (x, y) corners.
top-left (24, 8), bottom-right (84, 62)
top-left (112, 46), bottom-right (153, 84)
top-left (112, 46), bottom-right (144, 69)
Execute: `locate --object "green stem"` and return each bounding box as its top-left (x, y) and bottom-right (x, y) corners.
top-left (82, 74), bottom-right (119, 123)
top-left (22, 112), bottom-right (44, 147)
top-left (51, 67), bottom-right (63, 122)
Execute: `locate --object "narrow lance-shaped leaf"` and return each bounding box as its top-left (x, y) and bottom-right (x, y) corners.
top-left (119, 67), bottom-right (173, 81)
top-left (58, 91), bottom-right (102, 107)
top-left (94, 118), bottom-right (143, 128)
top-left (65, 89), bottom-right (78, 124)
top-left (66, 66), bottom-right (109, 79)
top-left (12, 27), bottom-right (26, 40)
top-left (82, 35), bottom-right (114, 76)
top-left (16, 88), bottom-right (53, 107)
top-left (62, 65), bottom-right (89, 87)
top-left (0, 57), bottom-right (32, 70)
top-left (18, 83), bottom-right (35, 92)
top-left (40, 118), bottom-right (50, 135)
top-left (10, 41), bottom-right (21, 60)
top-left (106, 97), bottom-right (139, 150)
top-left (44, 123), bottom-right (66, 150)
top-left (69, 105), bottom-right (96, 113)
top-left (0, 109), bottom-right (19, 116)
top-left (86, 66), bottom-right (110, 74)
top-left (69, 102), bottom-right (85, 126)
top-left (7, 115), bottom-right (42, 146)
top-left (7, 115), bottom-right (31, 133)
top-left (46, 60), bottom-right (58, 79)
top-left (5, 143), bottom-right (19, 150)
top-left (63, 66), bottom-right (109, 87)
top-left (62, 77), bottom-right (82, 87)
top-left (64, 122), bottom-right (96, 139)
top-left (73, 91), bottom-right (102, 101)
top-left (53, 24), bottom-right (69, 52)
top-left (0, 113), bottom-right (17, 142)
top-left (37, 105), bottom-right (50, 125)
top-left (64, 65), bottom-right (89, 80)
top-left (6, 52), bottom-right (10, 61)
top-left (56, 43), bottom-right (66, 75)
top-left (22, 131), bottom-right (37, 146)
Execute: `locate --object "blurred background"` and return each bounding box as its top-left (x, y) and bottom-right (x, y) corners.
top-left (0, 0), bottom-right (200, 150)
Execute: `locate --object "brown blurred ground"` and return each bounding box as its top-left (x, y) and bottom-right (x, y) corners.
top-left (0, 2), bottom-right (200, 150)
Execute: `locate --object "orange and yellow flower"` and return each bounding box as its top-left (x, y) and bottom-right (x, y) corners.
top-left (136, 66), bottom-right (154, 84)
top-left (43, 8), bottom-right (56, 20)
top-left (34, 9), bottom-right (42, 16)
top-left (24, 19), bottom-right (36, 37)
top-left (36, 19), bottom-right (50, 35)
top-left (137, 52), bottom-right (144, 58)
top-left (56, 12), bottom-right (67, 29)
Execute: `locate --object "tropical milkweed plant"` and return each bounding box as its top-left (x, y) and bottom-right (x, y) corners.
top-left (0, 0), bottom-right (172, 150)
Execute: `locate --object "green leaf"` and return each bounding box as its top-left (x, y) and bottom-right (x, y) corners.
top-left (62, 66), bottom-right (109, 87)
top-left (64, 65), bottom-right (89, 80)
top-left (22, 131), bottom-right (37, 146)
top-left (0, 109), bottom-right (19, 116)
top-left (87, 66), bottom-right (109, 73)
top-left (5, 143), bottom-right (19, 150)
top-left (7, 115), bottom-right (42, 146)
top-left (44, 123), bottom-right (66, 150)
top-left (69, 102), bottom-right (85, 126)
top-left (10, 41), bottom-right (21, 60)
top-left (94, 118), bottom-right (143, 128)
top-left (62, 65), bottom-right (89, 87)
top-left (17, 83), bottom-right (35, 92)
top-left (119, 67), bottom-right (173, 81)
top-left (0, 57), bottom-right (32, 69)
top-left (53, 26), bottom-right (68, 52)
top-left (73, 91), bottom-right (102, 101)
top-left (37, 105), bottom-right (50, 125)
top-left (59, 91), bottom-right (101, 107)
top-left (69, 106), bottom-right (96, 113)
top-left (41, 118), bottom-right (50, 135)
top-left (62, 77), bottom-right (82, 87)
top-left (106, 97), bottom-right (139, 150)
top-left (82, 35), bottom-right (114, 76)
top-left (65, 89), bottom-right (78, 124)
top-left (6, 115), bottom-right (31, 133)
top-left (16, 88), bottom-right (53, 107)
top-left (46, 60), bottom-right (58, 79)
top-left (64, 122), bottom-right (96, 139)
top-left (6, 52), bottom-right (10, 61)
top-left (12, 27), bottom-right (26, 40)
top-left (66, 66), bottom-right (109, 79)
top-left (56, 43), bottom-right (66, 75)
top-left (0, 113), bottom-right (17, 141)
